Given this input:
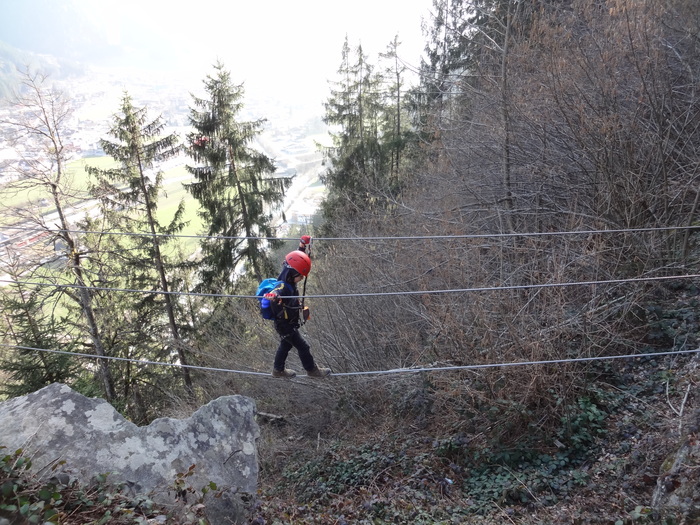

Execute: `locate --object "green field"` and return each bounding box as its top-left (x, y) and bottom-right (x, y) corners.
top-left (154, 164), bottom-right (203, 252)
top-left (0, 156), bottom-right (102, 213)
top-left (1, 156), bottom-right (204, 246)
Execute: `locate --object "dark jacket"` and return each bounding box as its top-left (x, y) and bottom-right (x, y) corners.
top-left (269, 265), bottom-right (303, 327)
top-left (270, 244), bottom-right (309, 327)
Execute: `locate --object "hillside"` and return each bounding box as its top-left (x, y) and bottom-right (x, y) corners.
top-left (253, 350), bottom-right (699, 524)
top-left (2, 337), bottom-right (697, 524)
top-left (1, 0), bottom-right (700, 523)
top-left (232, 275), bottom-right (700, 524)
top-left (0, 40), bottom-right (84, 99)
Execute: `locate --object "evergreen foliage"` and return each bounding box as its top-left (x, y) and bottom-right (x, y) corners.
top-left (379, 36), bottom-right (415, 185)
top-left (85, 93), bottom-right (194, 397)
top-left (320, 37), bottom-right (415, 231)
top-left (418, 0), bottom-right (473, 110)
top-left (0, 283), bottom-right (81, 398)
top-left (185, 62), bottom-right (290, 289)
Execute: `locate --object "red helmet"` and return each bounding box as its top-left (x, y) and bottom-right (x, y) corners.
top-left (285, 251), bottom-right (312, 277)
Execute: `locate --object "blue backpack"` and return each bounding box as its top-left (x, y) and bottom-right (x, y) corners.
top-left (256, 278), bottom-right (289, 320)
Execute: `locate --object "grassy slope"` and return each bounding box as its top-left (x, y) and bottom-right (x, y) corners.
top-left (250, 352), bottom-right (696, 525)
top-left (1, 156), bottom-right (203, 244)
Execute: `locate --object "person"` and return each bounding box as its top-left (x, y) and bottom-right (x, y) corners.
top-left (264, 235), bottom-right (331, 379)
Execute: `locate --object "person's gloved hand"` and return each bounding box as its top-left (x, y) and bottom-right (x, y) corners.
top-left (264, 292), bottom-right (278, 300)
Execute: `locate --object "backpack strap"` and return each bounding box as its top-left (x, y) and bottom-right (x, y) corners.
top-left (300, 276), bottom-right (308, 325)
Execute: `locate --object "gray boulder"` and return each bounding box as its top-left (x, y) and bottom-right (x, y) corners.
top-left (651, 408), bottom-right (700, 521)
top-left (650, 355), bottom-right (700, 522)
top-left (0, 383), bottom-right (259, 524)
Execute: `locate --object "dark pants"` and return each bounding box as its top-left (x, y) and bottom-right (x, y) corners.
top-left (273, 323), bottom-right (316, 371)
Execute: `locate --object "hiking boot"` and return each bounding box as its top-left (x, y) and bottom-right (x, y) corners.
top-left (306, 366), bottom-right (331, 378)
top-left (272, 368), bottom-right (297, 379)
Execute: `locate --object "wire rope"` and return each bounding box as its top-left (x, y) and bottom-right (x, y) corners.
top-left (2, 224), bottom-right (698, 242)
top-left (2, 273), bottom-right (699, 300)
top-left (2, 343), bottom-right (698, 378)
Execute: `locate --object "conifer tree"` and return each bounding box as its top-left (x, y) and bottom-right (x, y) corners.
top-left (186, 62), bottom-right (290, 290)
top-left (0, 265), bottom-right (82, 398)
top-left (379, 35), bottom-right (415, 187)
top-left (86, 92), bottom-right (193, 393)
top-left (418, 0), bottom-right (472, 116)
top-left (321, 38), bottom-right (387, 223)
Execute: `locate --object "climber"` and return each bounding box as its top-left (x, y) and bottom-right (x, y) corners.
top-left (264, 235), bottom-right (331, 379)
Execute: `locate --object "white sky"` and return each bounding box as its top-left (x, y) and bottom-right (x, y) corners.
top-left (79, 0), bottom-right (434, 110)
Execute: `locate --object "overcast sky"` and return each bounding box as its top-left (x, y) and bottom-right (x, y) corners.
top-left (68, 0), bottom-right (435, 109)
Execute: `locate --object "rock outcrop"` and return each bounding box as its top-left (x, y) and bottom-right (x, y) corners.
top-left (0, 383), bottom-right (259, 524)
top-left (651, 408), bottom-right (700, 521)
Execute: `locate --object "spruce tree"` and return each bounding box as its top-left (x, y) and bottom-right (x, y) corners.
top-left (321, 38), bottom-right (387, 223)
top-left (185, 62), bottom-right (289, 290)
top-left (86, 92), bottom-right (193, 393)
top-left (414, 0), bottom-right (474, 127)
top-left (379, 35), bottom-right (415, 189)
top-left (0, 276), bottom-right (82, 398)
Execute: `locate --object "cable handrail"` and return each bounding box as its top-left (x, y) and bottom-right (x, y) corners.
top-left (2, 343), bottom-right (697, 378)
top-left (1, 224), bottom-right (697, 242)
top-left (2, 273), bottom-right (699, 300)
